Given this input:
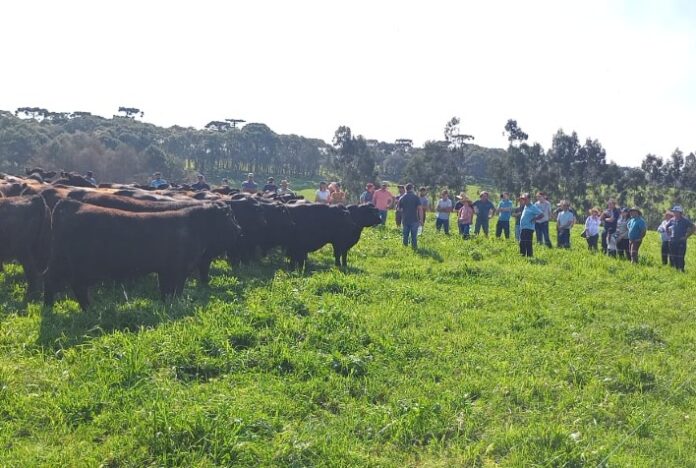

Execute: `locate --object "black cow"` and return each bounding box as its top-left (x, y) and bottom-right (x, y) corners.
top-left (284, 203), bottom-right (356, 270)
top-left (332, 204), bottom-right (382, 267)
top-left (67, 189), bottom-right (203, 212)
top-left (44, 200), bottom-right (241, 310)
top-left (224, 195), bottom-right (268, 265)
top-left (255, 198), bottom-right (295, 256)
top-left (0, 195), bottom-right (52, 297)
top-left (51, 173), bottom-right (97, 188)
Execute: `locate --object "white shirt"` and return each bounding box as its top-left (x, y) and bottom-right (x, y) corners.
top-left (585, 216), bottom-right (601, 236)
top-left (315, 189), bottom-right (330, 203)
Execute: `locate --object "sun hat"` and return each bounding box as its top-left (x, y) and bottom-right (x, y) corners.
top-left (671, 205), bottom-right (684, 213)
top-left (629, 207), bottom-right (642, 215)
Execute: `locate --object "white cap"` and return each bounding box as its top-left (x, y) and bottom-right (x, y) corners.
top-left (672, 205), bottom-right (684, 213)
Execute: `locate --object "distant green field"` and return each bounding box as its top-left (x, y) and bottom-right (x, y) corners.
top-left (1, 219), bottom-right (695, 466)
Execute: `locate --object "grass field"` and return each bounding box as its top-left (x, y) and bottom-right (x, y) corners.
top-left (1, 216), bottom-right (695, 466)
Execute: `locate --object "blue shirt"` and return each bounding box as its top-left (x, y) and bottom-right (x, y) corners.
top-left (359, 191), bottom-right (373, 204)
top-left (497, 199), bottom-right (513, 221)
top-left (150, 178), bottom-right (167, 188)
top-left (242, 180), bottom-right (258, 192)
top-left (473, 199), bottom-right (495, 218)
top-left (627, 216), bottom-right (647, 241)
top-left (667, 217), bottom-right (694, 241)
top-left (519, 204), bottom-right (542, 230)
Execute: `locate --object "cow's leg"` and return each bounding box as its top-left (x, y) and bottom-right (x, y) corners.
top-left (22, 258), bottom-right (42, 300)
top-left (43, 265), bottom-right (62, 308)
top-left (198, 258), bottom-right (212, 286)
top-left (341, 251), bottom-right (348, 268)
top-left (158, 273), bottom-right (174, 300)
top-left (173, 274), bottom-right (187, 297)
top-left (333, 246), bottom-right (341, 267)
top-left (71, 282), bottom-right (90, 311)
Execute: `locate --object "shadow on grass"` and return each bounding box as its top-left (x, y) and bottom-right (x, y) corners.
top-left (415, 247), bottom-right (444, 262)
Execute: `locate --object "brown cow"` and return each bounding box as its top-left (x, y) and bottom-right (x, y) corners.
top-left (44, 200), bottom-right (241, 310)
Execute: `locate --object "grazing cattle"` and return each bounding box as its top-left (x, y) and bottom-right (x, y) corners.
top-left (0, 195), bottom-right (52, 297)
top-left (0, 182), bottom-right (27, 197)
top-left (51, 173), bottom-right (97, 188)
top-left (255, 198), bottom-right (295, 255)
top-left (224, 195), bottom-right (268, 264)
top-left (67, 189), bottom-right (203, 212)
top-left (332, 204), bottom-right (382, 267)
top-left (284, 203), bottom-right (356, 270)
top-left (44, 200), bottom-right (241, 310)
top-left (25, 167), bottom-right (57, 180)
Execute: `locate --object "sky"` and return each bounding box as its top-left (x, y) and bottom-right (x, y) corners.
top-left (2, 0), bottom-right (695, 166)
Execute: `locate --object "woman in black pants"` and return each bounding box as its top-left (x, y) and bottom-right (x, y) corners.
top-left (584, 208), bottom-right (601, 251)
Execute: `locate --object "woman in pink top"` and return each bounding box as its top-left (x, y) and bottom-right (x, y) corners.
top-left (457, 194), bottom-right (474, 239)
top-left (372, 182), bottom-right (394, 225)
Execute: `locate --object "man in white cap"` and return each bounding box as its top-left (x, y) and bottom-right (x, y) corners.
top-left (666, 205), bottom-right (695, 271)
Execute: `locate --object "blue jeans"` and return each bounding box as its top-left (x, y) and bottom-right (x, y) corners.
top-left (402, 222), bottom-right (420, 249)
top-left (474, 216), bottom-right (489, 236)
top-left (458, 223), bottom-right (471, 238)
top-left (558, 228), bottom-right (571, 248)
top-left (435, 218), bottom-right (450, 234)
top-left (378, 210), bottom-right (388, 225)
top-left (535, 221), bottom-right (552, 246)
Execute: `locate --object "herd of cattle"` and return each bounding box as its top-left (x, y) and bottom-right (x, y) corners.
top-left (0, 169), bottom-right (381, 310)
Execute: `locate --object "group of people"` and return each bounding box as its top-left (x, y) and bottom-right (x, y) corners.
top-left (314, 181), bottom-right (346, 205)
top-left (147, 172), bottom-right (296, 196)
top-left (357, 181), bottom-right (695, 270)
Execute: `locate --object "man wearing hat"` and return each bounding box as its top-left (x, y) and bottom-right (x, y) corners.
top-left (360, 183), bottom-right (375, 204)
top-left (84, 171), bottom-right (96, 185)
top-left (627, 207), bottom-right (647, 264)
top-left (149, 172), bottom-right (167, 188)
top-left (666, 205), bottom-right (695, 271)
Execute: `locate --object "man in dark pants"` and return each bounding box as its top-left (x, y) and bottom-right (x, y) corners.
top-left (518, 193), bottom-right (544, 257)
top-left (394, 185), bottom-right (406, 228)
top-left (473, 191), bottom-right (495, 237)
top-left (398, 183), bottom-right (424, 250)
top-left (534, 192), bottom-right (553, 247)
top-left (601, 199), bottom-right (620, 255)
top-left (667, 205), bottom-right (695, 272)
top-left (496, 192), bottom-right (513, 239)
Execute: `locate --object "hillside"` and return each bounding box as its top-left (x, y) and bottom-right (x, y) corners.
top-left (1, 221), bottom-right (694, 466)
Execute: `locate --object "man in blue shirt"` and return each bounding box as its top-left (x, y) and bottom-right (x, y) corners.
top-left (627, 207), bottom-right (647, 264)
top-left (191, 174), bottom-right (210, 191)
top-left (242, 173), bottom-right (258, 193)
top-left (496, 192), bottom-right (513, 239)
top-left (518, 193), bottom-right (543, 257)
top-left (149, 172), bottom-right (168, 189)
top-left (359, 183), bottom-right (374, 204)
top-left (397, 183), bottom-right (423, 250)
top-left (667, 205), bottom-right (695, 271)
top-left (473, 191), bottom-right (495, 237)
top-left (262, 177), bottom-right (277, 193)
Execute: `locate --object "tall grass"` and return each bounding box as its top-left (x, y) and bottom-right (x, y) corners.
top-left (0, 218), bottom-right (694, 466)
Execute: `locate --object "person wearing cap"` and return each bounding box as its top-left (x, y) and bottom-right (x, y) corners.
top-left (315, 181), bottom-right (330, 204)
top-left (372, 182), bottom-right (394, 225)
top-left (263, 177), bottom-right (277, 194)
top-left (397, 183), bottom-right (423, 249)
top-left (534, 191), bottom-right (553, 248)
top-left (518, 193), bottom-right (544, 257)
top-left (666, 205), bottom-right (695, 271)
top-left (556, 200), bottom-right (575, 248)
top-left (240, 173), bottom-right (256, 193)
top-left (457, 194), bottom-right (474, 239)
top-left (149, 172), bottom-right (167, 188)
top-left (191, 174), bottom-right (210, 191)
top-left (627, 207), bottom-right (647, 263)
top-left (473, 191), bottom-right (495, 237)
top-left (435, 189), bottom-right (453, 235)
top-left (84, 171), bottom-right (96, 185)
top-left (657, 211), bottom-right (674, 266)
top-left (496, 192), bottom-right (513, 239)
top-left (615, 208), bottom-right (630, 260)
top-left (584, 208), bottom-right (601, 251)
top-left (359, 183), bottom-right (375, 204)
top-left (394, 185), bottom-right (406, 228)
top-left (277, 179), bottom-right (294, 196)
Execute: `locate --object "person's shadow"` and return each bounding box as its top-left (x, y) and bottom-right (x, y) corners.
top-left (415, 247), bottom-right (444, 262)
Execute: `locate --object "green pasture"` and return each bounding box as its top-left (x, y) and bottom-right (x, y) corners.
top-left (1, 218), bottom-right (695, 466)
